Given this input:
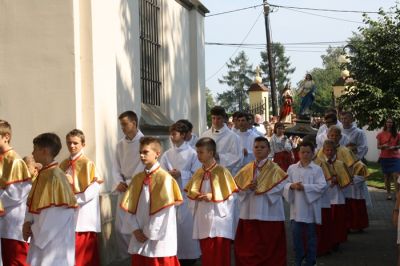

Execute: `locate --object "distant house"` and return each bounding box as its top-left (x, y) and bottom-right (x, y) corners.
top-left (0, 0), bottom-right (208, 264)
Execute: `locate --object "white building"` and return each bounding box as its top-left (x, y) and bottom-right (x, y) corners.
top-left (0, 0), bottom-right (208, 264)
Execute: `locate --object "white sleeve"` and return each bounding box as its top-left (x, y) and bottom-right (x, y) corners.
top-left (31, 207), bottom-right (74, 249)
top-left (284, 139), bottom-right (293, 152)
top-left (75, 182), bottom-right (100, 205)
top-left (121, 211), bottom-right (139, 235)
top-left (143, 206), bottom-right (173, 241)
top-left (112, 143), bottom-right (126, 191)
top-left (0, 182), bottom-right (31, 208)
top-left (283, 170), bottom-right (294, 203)
top-left (214, 194), bottom-right (235, 218)
top-left (218, 135), bottom-right (243, 172)
top-left (266, 180), bottom-right (287, 205)
top-left (303, 168), bottom-right (327, 204)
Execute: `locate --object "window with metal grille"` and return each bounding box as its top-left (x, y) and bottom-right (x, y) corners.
top-left (139, 0), bottom-right (161, 106)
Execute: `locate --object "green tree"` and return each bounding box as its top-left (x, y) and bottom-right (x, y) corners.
top-left (260, 43), bottom-right (296, 92)
top-left (338, 7), bottom-right (400, 130)
top-left (293, 47), bottom-right (342, 115)
top-left (217, 51), bottom-right (254, 113)
top-left (205, 87), bottom-right (215, 127)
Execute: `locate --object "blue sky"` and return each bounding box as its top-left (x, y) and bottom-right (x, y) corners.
top-left (201, 0), bottom-right (396, 97)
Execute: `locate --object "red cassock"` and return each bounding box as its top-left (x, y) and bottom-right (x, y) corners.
top-left (75, 232), bottom-right (100, 266)
top-left (346, 198), bottom-right (369, 230)
top-left (234, 219), bottom-right (287, 266)
top-left (199, 237), bottom-right (231, 266)
top-left (273, 151), bottom-right (294, 172)
top-left (316, 208), bottom-right (334, 256)
top-left (1, 238), bottom-right (29, 266)
top-left (331, 204), bottom-right (348, 244)
top-left (131, 254), bottom-right (180, 266)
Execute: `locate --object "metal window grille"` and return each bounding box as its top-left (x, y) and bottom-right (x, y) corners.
top-left (139, 0), bottom-right (161, 106)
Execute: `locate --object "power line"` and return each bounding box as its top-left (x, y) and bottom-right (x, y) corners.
top-left (206, 11), bottom-right (263, 82)
top-left (281, 7), bottom-right (363, 24)
top-left (206, 3), bottom-right (384, 17)
top-left (269, 3), bottom-right (383, 14)
top-left (206, 41), bottom-right (347, 46)
top-left (206, 4), bottom-right (263, 17)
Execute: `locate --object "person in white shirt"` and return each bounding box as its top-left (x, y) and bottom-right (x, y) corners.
top-left (316, 113), bottom-right (346, 150)
top-left (23, 133), bottom-right (77, 266)
top-left (284, 141), bottom-right (326, 266)
top-left (160, 122), bottom-right (201, 265)
top-left (201, 106), bottom-right (243, 175)
top-left (234, 136), bottom-right (288, 266)
top-left (59, 129), bottom-right (103, 266)
top-left (120, 137), bottom-right (182, 266)
top-left (184, 137), bottom-right (238, 266)
top-left (340, 111), bottom-right (368, 160)
top-left (113, 111), bottom-right (145, 260)
top-left (0, 120), bottom-right (31, 265)
top-left (235, 112), bottom-right (258, 168)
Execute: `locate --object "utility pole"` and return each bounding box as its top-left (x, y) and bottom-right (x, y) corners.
top-left (263, 0), bottom-right (278, 116)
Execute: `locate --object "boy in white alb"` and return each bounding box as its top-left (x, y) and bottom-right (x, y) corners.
top-left (201, 106), bottom-right (243, 175)
top-left (0, 119), bottom-right (32, 266)
top-left (185, 137), bottom-right (238, 266)
top-left (113, 110), bottom-right (145, 260)
top-left (284, 141), bottom-right (326, 266)
top-left (160, 122), bottom-right (201, 265)
top-left (120, 137), bottom-right (183, 265)
top-left (235, 112), bottom-right (259, 168)
top-left (23, 133), bottom-right (77, 266)
top-left (59, 129), bottom-right (103, 266)
top-left (234, 136), bottom-right (288, 266)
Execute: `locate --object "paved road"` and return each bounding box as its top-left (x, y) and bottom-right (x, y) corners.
top-left (113, 187), bottom-right (397, 266)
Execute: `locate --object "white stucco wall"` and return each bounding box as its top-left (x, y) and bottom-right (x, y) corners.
top-left (162, 1), bottom-right (192, 122)
top-left (0, 0), bottom-right (77, 159)
top-left (365, 127), bottom-right (379, 162)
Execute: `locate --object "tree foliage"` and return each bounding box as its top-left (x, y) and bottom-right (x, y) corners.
top-left (260, 43), bottom-right (296, 92)
top-left (205, 87), bottom-right (215, 126)
top-left (338, 7), bottom-right (400, 130)
top-left (217, 51), bottom-right (254, 113)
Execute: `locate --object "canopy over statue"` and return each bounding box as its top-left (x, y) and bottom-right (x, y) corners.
top-left (298, 74), bottom-right (316, 118)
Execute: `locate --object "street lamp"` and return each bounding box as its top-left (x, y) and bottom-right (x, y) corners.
top-left (332, 45), bottom-right (356, 107)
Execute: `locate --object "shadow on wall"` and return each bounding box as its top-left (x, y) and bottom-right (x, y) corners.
top-left (116, 0), bottom-right (138, 116)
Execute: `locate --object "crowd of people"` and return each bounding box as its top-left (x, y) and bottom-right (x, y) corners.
top-left (0, 104), bottom-right (398, 266)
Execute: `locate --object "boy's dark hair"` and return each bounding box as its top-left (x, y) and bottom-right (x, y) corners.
top-left (210, 106), bottom-right (227, 117)
top-left (232, 111), bottom-right (242, 119)
top-left (176, 119), bottom-right (193, 131)
top-left (0, 119), bottom-right (12, 141)
top-left (324, 113), bottom-right (337, 123)
top-left (66, 129), bottom-right (85, 144)
top-left (340, 111), bottom-right (353, 119)
top-left (196, 137), bottom-right (216, 156)
top-left (273, 122), bottom-right (285, 134)
top-left (140, 136), bottom-right (162, 153)
top-left (118, 111), bottom-right (138, 125)
top-left (299, 140), bottom-right (315, 152)
top-left (254, 136), bottom-right (270, 149)
top-left (236, 112), bottom-right (247, 120)
top-left (33, 133), bottom-right (62, 157)
top-left (169, 122), bottom-right (190, 134)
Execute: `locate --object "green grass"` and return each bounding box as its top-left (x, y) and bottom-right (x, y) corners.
top-left (366, 161), bottom-right (385, 189)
